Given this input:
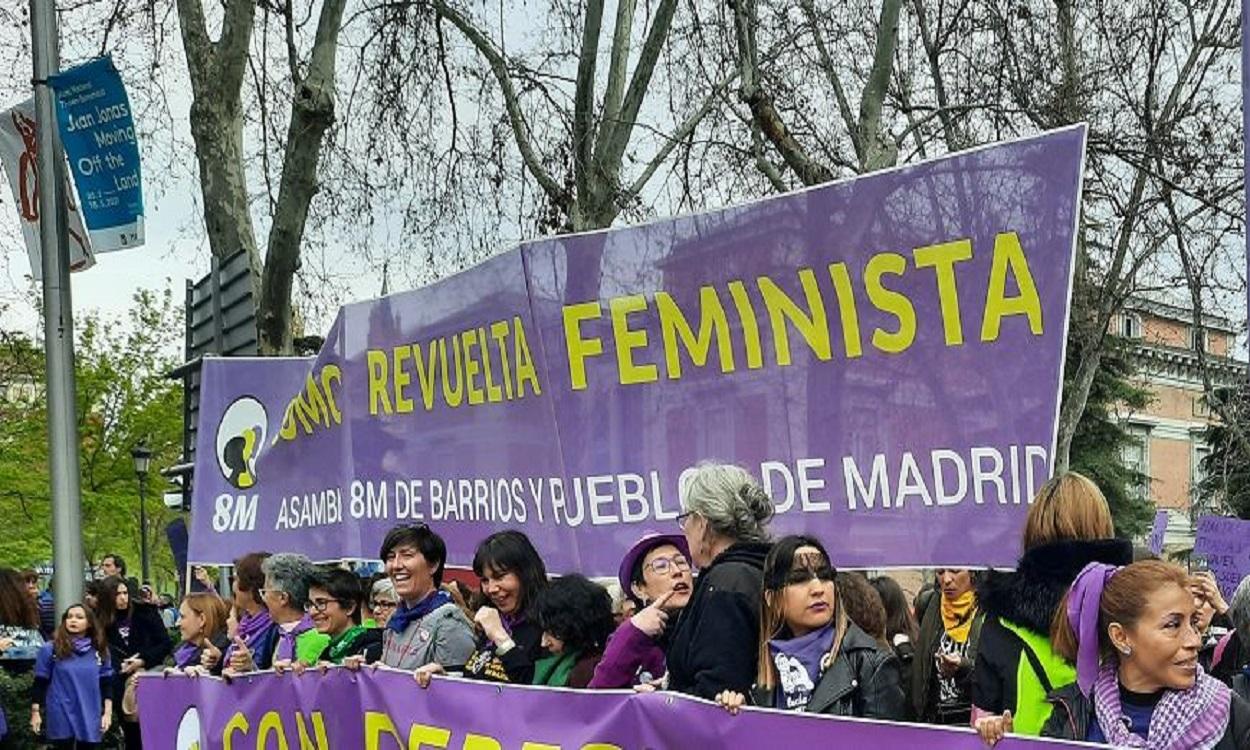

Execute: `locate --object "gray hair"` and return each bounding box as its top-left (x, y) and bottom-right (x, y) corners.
top-left (680, 462), bottom-right (773, 543)
top-left (1230, 574), bottom-right (1250, 634)
top-left (370, 577), bottom-right (396, 603)
top-left (261, 553), bottom-right (316, 611)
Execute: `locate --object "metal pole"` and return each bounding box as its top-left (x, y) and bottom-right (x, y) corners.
top-left (138, 472), bottom-right (150, 584)
top-left (31, 0), bottom-right (85, 612)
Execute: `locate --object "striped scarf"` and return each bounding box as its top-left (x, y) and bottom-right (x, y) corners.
top-left (1092, 661), bottom-right (1231, 750)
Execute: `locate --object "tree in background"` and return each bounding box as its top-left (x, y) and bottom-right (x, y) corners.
top-left (1197, 385), bottom-right (1250, 520)
top-left (1063, 329), bottom-right (1155, 538)
top-left (0, 291), bottom-right (183, 588)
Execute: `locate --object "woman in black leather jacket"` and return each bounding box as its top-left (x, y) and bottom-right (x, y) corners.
top-left (714, 535), bottom-right (906, 719)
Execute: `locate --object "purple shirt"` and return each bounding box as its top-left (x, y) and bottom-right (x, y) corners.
top-left (588, 619), bottom-right (667, 689)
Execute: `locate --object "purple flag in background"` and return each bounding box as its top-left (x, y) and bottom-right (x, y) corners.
top-left (137, 668), bottom-right (1093, 750)
top-left (1147, 509), bottom-right (1168, 556)
top-left (189, 128), bottom-right (1087, 575)
top-left (1193, 515), bottom-right (1250, 598)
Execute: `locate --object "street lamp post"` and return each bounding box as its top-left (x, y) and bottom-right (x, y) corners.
top-left (131, 442), bottom-right (152, 585)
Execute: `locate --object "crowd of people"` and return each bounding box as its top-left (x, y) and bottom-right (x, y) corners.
top-left (0, 463), bottom-right (1248, 748)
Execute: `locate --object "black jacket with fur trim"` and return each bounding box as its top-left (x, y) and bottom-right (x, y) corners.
top-left (971, 538), bottom-right (1132, 715)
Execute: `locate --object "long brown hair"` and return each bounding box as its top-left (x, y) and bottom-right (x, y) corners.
top-left (95, 575), bottom-right (130, 629)
top-left (0, 567), bottom-right (39, 629)
top-left (757, 535), bottom-right (848, 690)
top-left (1050, 560), bottom-right (1190, 663)
top-left (52, 604), bottom-right (107, 659)
top-left (1023, 472), bottom-right (1114, 551)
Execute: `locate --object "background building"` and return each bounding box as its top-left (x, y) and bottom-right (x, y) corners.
top-left (1116, 298), bottom-right (1246, 547)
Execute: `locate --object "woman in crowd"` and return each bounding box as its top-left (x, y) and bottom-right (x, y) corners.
top-left (376, 524), bottom-right (474, 671)
top-left (167, 593), bottom-right (229, 673)
top-left (980, 560), bottom-right (1250, 747)
top-left (1195, 571), bottom-right (1235, 672)
top-left (913, 568), bottom-right (985, 725)
top-left (98, 576), bottom-right (170, 749)
top-left (307, 568), bottom-right (382, 665)
top-left (1213, 576), bottom-right (1249, 698)
top-left (217, 552), bottom-right (277, 674)
top-left (972, 472), bottom-right (1132, 736)
top-left (532, 575), bottom-right (614, 688)
top-left (871, 575), bottom-right (919, 718)
top-left (31, 605), bottom-right (112, 750)
top-left (714, 535), bottom-right (905, 718)
top-left (666, 463), bottom-right (773, 699)
top-left (0, 568), bottom-right (44, 671)
top-left (366, 577), bottom-right (397, 630)
top-left (417, 530), bottom-right (548, 686)
top-left (836, 572), bottom-right (890, 649)
top-left (588, 532), bottom-right (693, 689)
top-left (259, 554), bottom-right (329, 668)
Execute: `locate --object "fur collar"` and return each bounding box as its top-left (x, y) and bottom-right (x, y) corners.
top-left (977, 539), bottom-right (1132, 633)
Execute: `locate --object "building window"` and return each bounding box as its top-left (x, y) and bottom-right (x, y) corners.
top-left (1190, 326), bottom-right (1207, 352)
top-left (1120, 313), bottom-right (1142, 339)
top-left (1121, 425), bottom-right (1150, 501)
top-left (1192, 442), bottom-right (1211, 489)
top-left (1193, 396), bottom-right (1211, 418)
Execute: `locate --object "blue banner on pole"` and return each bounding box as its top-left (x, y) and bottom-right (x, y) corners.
top-left (49, 55), bottom-right (143, 251)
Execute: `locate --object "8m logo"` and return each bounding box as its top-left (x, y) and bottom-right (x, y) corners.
top-left (212, 396), bottom-right (267, 531)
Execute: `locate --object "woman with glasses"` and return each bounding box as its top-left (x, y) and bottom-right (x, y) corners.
top-left (306, 568), bottom-right (382, 665)
top-left (377, 524), bottom-right (475, 671)
top-left (367, 578), bottom-right (398, 629)
top-left (666, 462), bottom-right (773, 699)
top-left (227, 553), bottom-right (328, 672)
top-left (588, 532), bottom-right (692, 688)
top-left (714, 535), bottom-right (906, 719)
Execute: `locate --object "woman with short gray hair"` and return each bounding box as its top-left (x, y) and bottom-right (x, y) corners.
top-left (665, 462), bottom-right (774, 698)
top-left (258, 553), bottom-right (329, 667)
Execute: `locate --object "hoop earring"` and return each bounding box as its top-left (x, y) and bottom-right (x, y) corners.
top-left (1121, 646), bottom-right (1132, 657)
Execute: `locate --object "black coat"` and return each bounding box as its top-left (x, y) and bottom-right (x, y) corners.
top-left (1042, 681), bottom-right (1250, 750)
top-left (750, 622), bottom-right (907, 720)
top-left (665, 542), bottom-right (770, 699)
top-left (106, 603), bottom-right (172, 701)
top-left (912, 591), bottom-right (985, 722)
top-left (461, 617), bottom-right (544, 684)
top-left (972, 538), bottom-right (1132, 714)
top-left (316, 627), bottom-right (383, 665)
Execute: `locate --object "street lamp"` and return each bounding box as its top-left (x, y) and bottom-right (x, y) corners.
top-left (131, 442), bottom-right (152, 585)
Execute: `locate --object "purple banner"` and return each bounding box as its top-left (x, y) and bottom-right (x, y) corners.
top-left (190, 128), bottom-right (1086, 574)
top-left (1147, 510), bottom-right (1168, 556)
top-left (137, 668), bottom-right (1092, 750)
top-left (1193, 515), bottom-right (1250, 598)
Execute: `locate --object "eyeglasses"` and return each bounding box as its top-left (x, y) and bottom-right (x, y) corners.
top-left (371, 599), bottom-right (398, 610)
top-left (258, 588), bottom-right (284, 600)
top-left (783, 565), bottom-right (837, 586)
top-left (644, 555), bottom-right (691, 575)
top-left (304, 597), bottom-right (343, 613)
top-left (675, 511), bottom-right (695, 530)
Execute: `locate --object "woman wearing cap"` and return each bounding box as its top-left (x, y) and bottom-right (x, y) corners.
top-left (666, 462), bottom-right (773, 699)
top-left (713, 535), bottom-right (905, 718)
top-left (588, 533), bottom-right (693, 688)
top-left (978, 560), bottom-right (1250, 747)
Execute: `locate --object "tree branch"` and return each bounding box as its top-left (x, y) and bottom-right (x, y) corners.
top-left (431, 0), bottom-right (566, 207)
top-left (626, 73), bottom-right (738, 198)
top-left (573, 0), bottom-right (606, 216)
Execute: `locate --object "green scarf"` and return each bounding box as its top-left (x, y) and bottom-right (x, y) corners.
top-left (532, 650), bottom-right (580, 687)
top-left (326, 625), bottom-right (367, 664)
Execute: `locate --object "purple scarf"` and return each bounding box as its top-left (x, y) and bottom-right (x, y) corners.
top-left (174, 642), bottom-right (202, 669)
top-left (273, 615), bottom-right (314, 662)
top-left (71, 636), bottom-right (95, 656)
top-left (1092, 661), bottom-right (1231, 749)
top-left (388, 590), bottom-right (452, 634)
top-left (768, 622), bottom-right (835, 710)
top-left (1067, 562), bottom-right (1120, 694)
top-left (223, 609), bottom-right (273, 664)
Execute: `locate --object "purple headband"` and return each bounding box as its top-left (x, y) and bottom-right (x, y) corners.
top-left (1066, 561), bottom-right (1121, 695)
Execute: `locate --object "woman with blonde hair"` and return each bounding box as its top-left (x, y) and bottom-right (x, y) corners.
top-left (972, 471), bottom-right (1132, 737)
top-left (168, 593), bottom-right (230, 674)
top-left (714, 535), bottom-right (905, 718)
